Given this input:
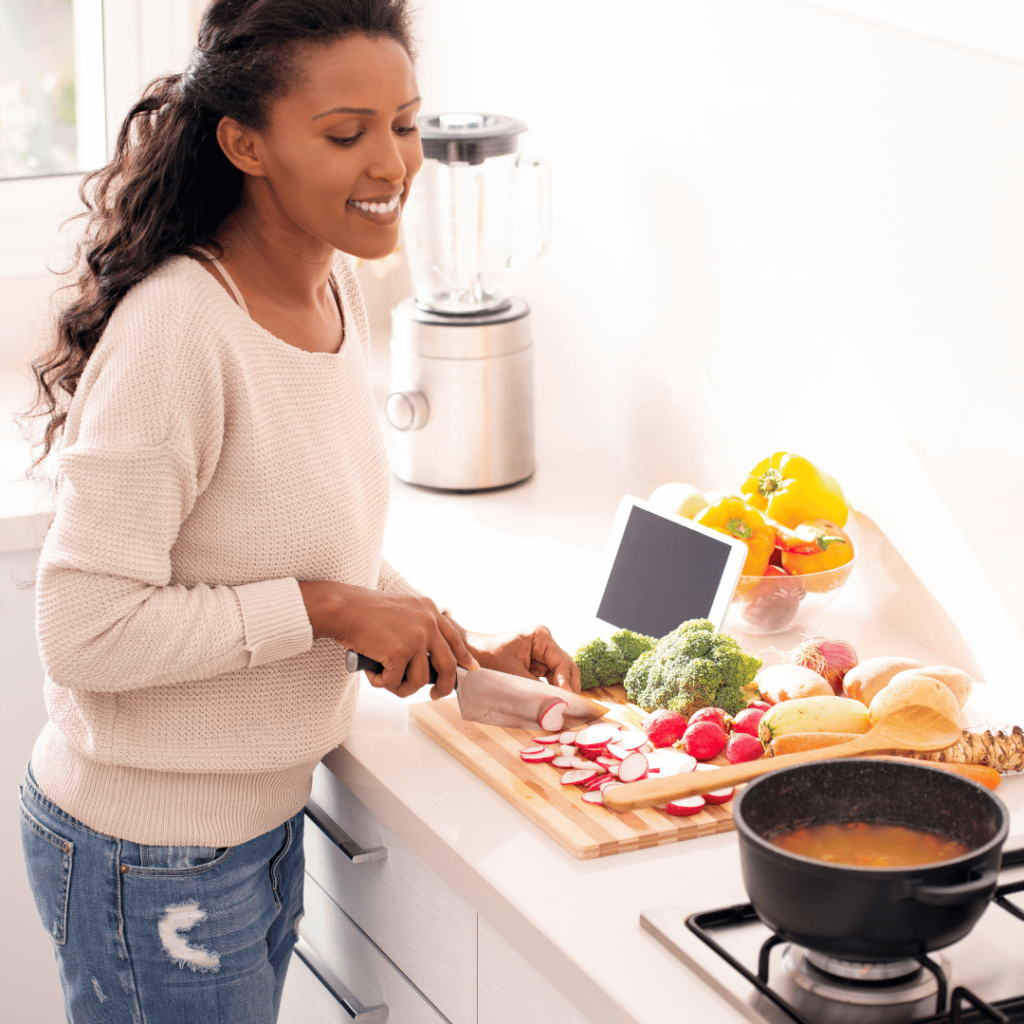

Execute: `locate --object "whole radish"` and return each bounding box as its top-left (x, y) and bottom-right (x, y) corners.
top-left (681, 721), bottom-right (728, 761)
top-left (687, 707), bottom-right (731, 732)
top-left (732, 706), bottom-right (766, 738)
top-left (725, 732), bottom-right (763, 764)
top-left (643, 709), bottom-right (689, 748)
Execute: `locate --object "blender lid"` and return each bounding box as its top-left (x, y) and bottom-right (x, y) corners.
top-left (419, 113), bottom-right (527, 165)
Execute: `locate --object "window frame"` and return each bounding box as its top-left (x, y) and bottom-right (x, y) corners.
top-left (0, 0), bottom-right (202, 277)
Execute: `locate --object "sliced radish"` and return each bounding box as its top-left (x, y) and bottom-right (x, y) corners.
top-left (615, 732), bottom-right (649, 751)
top-left (574, 724), bottom-right (618, 747)
top-left (533, 734), bottom-right (562, 745)
top-left (694, 763), bottom-right (721, 771)
top-left (582, 790), bottom-right (606, 805)
top-left (596, 755), bottom-right (619, 768)
top-left (587, 773), bottom-right (614, 790)
top-left (559, 744), bottom-right (578, 758)
top-left (520, 745), bottom-right (548, 757)
top-left (606, 763), bottom-right (620, 777)
top-left (617, 751), bottom-right (649, 783)
top-left (538, 700), bottom-right (568, 733)
top-left (647, 750), bottom-right (698, 777)
top-left (560, 768), bottom-right (598, 786)
top-left (570, 757), bottom-right (602, 771)
top-left (577, 744), bottom-right (610, 758)
top-left (597, 776), bottom-right (618, 790)
top-left (551, 756), bottom-right (576, 768)
top-left (704, 787), bottom-right (735, 804)
top-left (521, 750), bottom-right (556, 764)
top-left (665, 796), bottom-right (706, 816)
top-left (605, 743), bottom-right (628, 760)
top-left (558, 731), bottom-right (578, 745)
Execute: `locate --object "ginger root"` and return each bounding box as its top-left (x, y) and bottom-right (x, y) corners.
top-left (910, 726), bottom-right (1024, 773)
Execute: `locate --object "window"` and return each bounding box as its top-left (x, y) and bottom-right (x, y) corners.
top-left (0, 0), bottom-right (201, 276)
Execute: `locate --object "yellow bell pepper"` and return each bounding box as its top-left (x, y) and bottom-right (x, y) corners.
top-left (695, 497), bottom-right (775, 576)
top-left (741, 453), bottom-right (849, 529)
top-left (779, 519), bottom-right (854, 574)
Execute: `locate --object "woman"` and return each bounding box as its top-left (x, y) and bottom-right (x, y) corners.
top-left (18, 2), bottom-right (580, 1021)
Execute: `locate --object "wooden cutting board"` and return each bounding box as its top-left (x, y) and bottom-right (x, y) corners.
top-left (409, 684), bottom-right (737, 860)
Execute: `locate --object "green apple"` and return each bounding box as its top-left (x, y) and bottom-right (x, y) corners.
top-left (648, 482), bottom-right (708, 519)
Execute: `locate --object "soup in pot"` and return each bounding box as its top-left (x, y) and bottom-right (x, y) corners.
top-left (769, 821), bottom-right (971, 868)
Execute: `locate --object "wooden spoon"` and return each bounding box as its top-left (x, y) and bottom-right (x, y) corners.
top-left (603, 704), bottom-right (963, 812)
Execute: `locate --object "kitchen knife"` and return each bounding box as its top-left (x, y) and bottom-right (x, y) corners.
top-left (342, 649), bottom-right (606, 729)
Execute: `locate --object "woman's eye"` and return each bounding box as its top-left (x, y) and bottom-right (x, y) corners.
top-left (328, 133), bottom-right (363, 147)
top-left (394, 125), bottom-right (418, 137)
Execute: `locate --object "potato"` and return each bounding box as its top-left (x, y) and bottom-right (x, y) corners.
top-left (843, 656), bottom-right (924, 707)
top-left (867, 672), bottom-right (962, 728)
top-left (914, 666), bottom-right (973, 709)
top-left (757, 664), bottom-right (834, 704)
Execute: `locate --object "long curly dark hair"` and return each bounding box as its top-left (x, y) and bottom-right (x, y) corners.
top-left (25, 0), bottom-right (414, 471)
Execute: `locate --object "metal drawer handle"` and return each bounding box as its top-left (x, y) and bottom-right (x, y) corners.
top-left (304, 799), bottom-right (388, 863)
top-left (293, 935), bottom-right (389, 1023)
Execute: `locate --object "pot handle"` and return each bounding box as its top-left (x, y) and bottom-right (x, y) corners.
top-left (907, 867), bottom-right (999, 906)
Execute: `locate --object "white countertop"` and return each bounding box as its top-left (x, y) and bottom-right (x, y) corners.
top-left (323, 419), bottom-right (1024, 1024)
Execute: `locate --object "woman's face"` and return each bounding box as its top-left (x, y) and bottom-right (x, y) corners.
top-left (233, 33), bottom-right (423, 260)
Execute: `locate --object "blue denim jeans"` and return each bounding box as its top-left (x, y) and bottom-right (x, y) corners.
top-left (19, 763), bottom-right (304, 1024)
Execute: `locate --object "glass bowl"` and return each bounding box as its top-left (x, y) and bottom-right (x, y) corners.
top-left (722, 558), bottom-right (855, 635)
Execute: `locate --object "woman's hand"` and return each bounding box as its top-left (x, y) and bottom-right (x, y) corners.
top-left (298, 581), bottom-right (478, 700)
top-left (460, 624), bottom-right (582, 695)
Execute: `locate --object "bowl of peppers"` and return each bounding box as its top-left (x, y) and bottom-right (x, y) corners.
top-left (700, 453), bottom-right (856, 635)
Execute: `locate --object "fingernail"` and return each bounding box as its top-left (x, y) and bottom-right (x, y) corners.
top-left (468, 657), bottom-right (481, 671)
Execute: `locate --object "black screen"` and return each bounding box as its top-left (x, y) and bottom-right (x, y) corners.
top-left (596, 505), bottom-right (734, 639)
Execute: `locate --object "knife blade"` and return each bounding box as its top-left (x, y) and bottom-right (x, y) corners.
top-left (342, 650), bottom-right (606, 729)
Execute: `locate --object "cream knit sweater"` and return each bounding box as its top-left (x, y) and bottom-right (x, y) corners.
top-left (31, 252), bottom-right (417, 847)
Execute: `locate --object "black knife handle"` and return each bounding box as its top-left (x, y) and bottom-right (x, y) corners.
top-left (344, 650), bottom-right (440, 687)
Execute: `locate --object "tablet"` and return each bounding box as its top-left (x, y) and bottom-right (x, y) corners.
top-left (595, 495), bottom-right (749, 638)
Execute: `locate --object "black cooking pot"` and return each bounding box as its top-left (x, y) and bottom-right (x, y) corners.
top-left (732, 759), bottom-right (1008, 961)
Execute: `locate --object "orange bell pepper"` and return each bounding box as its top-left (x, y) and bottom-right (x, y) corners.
top-left (695, 498), bottom-right (775, 576)
top-left (779, 519), bottom-right (854, 574)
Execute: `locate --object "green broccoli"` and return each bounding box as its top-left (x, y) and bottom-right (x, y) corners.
top-left (622, 618), bottom-right (761, 718)
top-left (574, 629), bottom-right (657, 690)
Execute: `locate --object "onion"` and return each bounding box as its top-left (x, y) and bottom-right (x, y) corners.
top-left (783, 637), bottom-right (858, 695)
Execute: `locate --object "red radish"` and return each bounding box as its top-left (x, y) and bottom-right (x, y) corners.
top-left (559, 744), bottom-right (578, 757)
top-left (732, 707), bottom-right (766, 738)
top-left (519, 745), bottom-right (548, 756)
top-left (605, 743), bottom-right (629, 760)
top-left (606, 763), bottom-right (620, 777)
top-left (648, 749), bottom-right (698, 776)
top-left (617, 751), bottom-right (649, 783)
top-left (560, 768), bottom-right (598, 786)
top-left (533, 734), bottom-right (562, 745)
top-left (704, 786), bottom-right (735, 804)
top-left (538, 700), bottom-right (568, 732)
top-left (783, 636), bottom-right (858, 696)
top-left (587, 774), bottom-right (614, 790)
top-left (570, 757), bottom-right (603, 771)
top-left (725, 732), bottom-right (763, 764)
top-left (551, 756), bottom-right (576, 768)
top-left (681, 720), bottom-right (729, 760)
top-left (664, 796), bottom-right (706, 816)
top-left (602, 781), bottom-right (625, 795)
top-left (519, 746), bottom-right (556, 764)
top-left (575, 724), bottom-right (618, 747)
top-left (558, 731), bottom-right (578, 744)
top-left (642, 709), bottom-right (689, 748)
top-left (597, 776), bottom-right (618, 790)
top-left (596, 755), bottom-right (619, 769)
top-left (747, 700), bottom-right (771, 712)
top-left (582, 790), bottom-right (606, 805)
top-left (687, 707), bottom-right (731, 731)
top-left (615, 732), bottom-right (650, 751)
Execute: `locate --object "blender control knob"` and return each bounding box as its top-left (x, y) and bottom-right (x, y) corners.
top-left (385, 390), bottom-right (429, 431)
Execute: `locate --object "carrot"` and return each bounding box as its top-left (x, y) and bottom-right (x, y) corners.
top-left (873, 755), bottom-right (1001, 790)
top-left (765, 732), bottom-right (859, 757)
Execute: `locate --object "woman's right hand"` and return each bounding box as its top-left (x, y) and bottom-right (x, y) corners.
top-left (297, 581), bottom-right (478, 700)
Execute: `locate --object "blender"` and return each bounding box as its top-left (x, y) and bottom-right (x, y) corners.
top-left (385, 113), bottom-right (551, 491)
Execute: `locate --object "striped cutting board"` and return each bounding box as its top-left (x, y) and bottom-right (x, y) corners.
top-left (408, 684), bottom-right (736, 860)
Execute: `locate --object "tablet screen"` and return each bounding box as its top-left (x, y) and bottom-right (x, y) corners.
top-left (596, 503), bottom-right (739, 638)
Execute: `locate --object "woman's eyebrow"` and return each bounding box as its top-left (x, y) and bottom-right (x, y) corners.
top-left (312, 96), bottom-right (421, 121)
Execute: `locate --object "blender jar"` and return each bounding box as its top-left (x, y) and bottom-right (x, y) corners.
top-left (402, 113), bottom-right (551, 315)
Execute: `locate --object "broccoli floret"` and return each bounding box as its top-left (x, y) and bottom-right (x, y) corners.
top-left (575, 630), bottom-right (656, 691)
top-left (622, 618), bottom-right (761, 717)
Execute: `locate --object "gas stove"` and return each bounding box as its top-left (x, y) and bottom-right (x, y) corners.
top-left (642, 845), bottom-right (1024, 1024)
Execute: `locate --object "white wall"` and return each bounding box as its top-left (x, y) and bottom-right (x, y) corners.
top-left (406, 0), bottom-right (1024, 692)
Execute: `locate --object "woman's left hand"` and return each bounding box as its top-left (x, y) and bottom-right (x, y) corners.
top-left (461, 623), bottom-right (582, 694)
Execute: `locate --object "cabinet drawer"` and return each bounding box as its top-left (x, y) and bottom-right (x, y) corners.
top-left (304, 763), bottom-right (477, 1024)
top-left (478, 917), bottom-right (593, 1024)
top-left (279, 874), bottom-right (450, 1024)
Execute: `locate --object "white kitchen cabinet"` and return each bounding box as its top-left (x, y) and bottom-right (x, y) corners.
top-left (302, 762), bottom-right (478, 1024)
top-left (478, 917), bottom-right (594, 1024)
top-left (279, 873), bottom-right (451, 1024)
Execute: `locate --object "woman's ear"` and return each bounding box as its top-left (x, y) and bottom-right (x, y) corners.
top-left (216, 116), bottom-right (265, 176)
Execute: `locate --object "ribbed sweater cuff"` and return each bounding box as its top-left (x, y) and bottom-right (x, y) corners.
top-left (235, 577), bottom-right (313, 667)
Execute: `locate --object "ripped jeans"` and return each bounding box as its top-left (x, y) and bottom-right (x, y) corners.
top-left (18, 763), bottom-right (304, 1024)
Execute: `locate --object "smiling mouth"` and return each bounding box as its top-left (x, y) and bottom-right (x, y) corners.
top-left (347, 187), bottom-right (404, 215)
